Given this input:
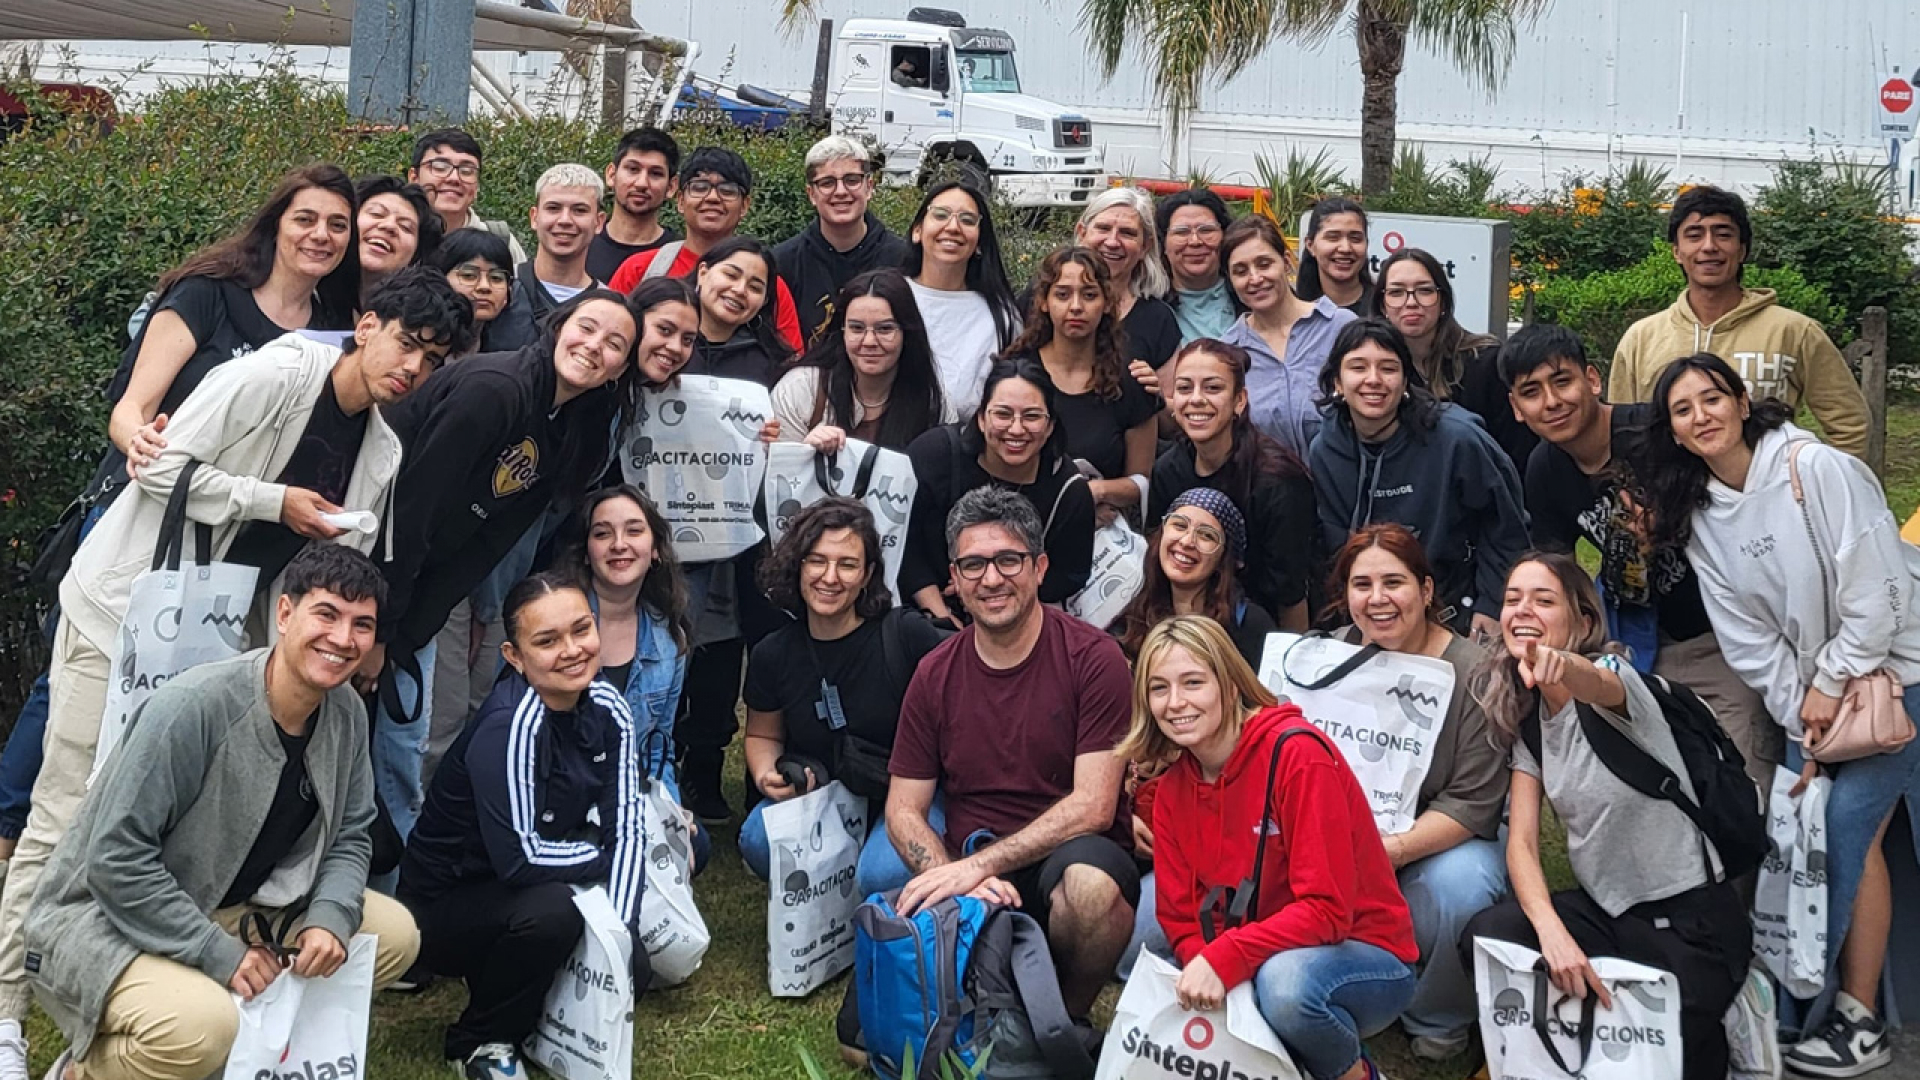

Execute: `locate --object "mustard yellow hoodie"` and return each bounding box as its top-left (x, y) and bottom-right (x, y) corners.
top-left (1608, 287), bottom-right (1868, 456)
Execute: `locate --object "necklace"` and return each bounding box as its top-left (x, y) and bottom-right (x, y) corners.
top-left (854, 391), bottom-right (890, 410)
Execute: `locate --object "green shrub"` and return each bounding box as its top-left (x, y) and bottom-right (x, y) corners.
top-left (1533, 242), bottom-right (1843, 370)
top-left (1505, 160), bottom-right (1674, 286)
top-left (1367, 144), bottom-right (1502, 219)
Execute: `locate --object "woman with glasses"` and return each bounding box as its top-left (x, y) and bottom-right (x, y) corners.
top-left (1220, 215), bottom-right (1356, 461)
top-left (1116, 489), bottom-right (1274, 668)
top-left (1155, 189), bottom-right (1238, 344)
top-left (430, 228), bottom-right (513, 355)
top-left (686, 235), bottom-right (792, 388)
top-left (903, 177), bottom-right (1022, 418)
top-left (1294, 198), bottom-right (1373, 315)
top-left (1076, 187), bottom-right (1181, 378)
top-left (1003, 247), bottom-right (1160, 524)
top-left (900, 358), bottom-right (1096, 623)
top-left (1118, 615), bottom-right (1416, 1080)
top-left (771, 268), bottom-right (952, 452)
top-left (1372, 248), bottom-right (1533, 472)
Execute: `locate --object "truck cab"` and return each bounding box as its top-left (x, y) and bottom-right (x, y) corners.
top-left (829, 8), bottom-right (1106, 208)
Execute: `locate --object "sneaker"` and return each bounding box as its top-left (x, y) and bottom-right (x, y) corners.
top-left (0, 1020), bottom-right (27, 1080)
top-left (1786, 993), bottom-right (1891, 1078)
top-left (684, 784), bottom-right (733, 824)
top-left (1408, 1029), bottom-right (1471, 1061)
top-left (38, 1049), bottom-right (68, 1080)
top-left (385, 960), bottom-right (436, 994)
top-left (455, 1043), bottom-right (524, 1080)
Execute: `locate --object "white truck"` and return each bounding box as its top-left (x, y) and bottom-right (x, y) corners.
top-left (822, 8), bottom-right (1106, 208)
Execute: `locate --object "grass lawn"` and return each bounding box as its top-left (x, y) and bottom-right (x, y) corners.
top-left (23, 392), bottom-right (1920, 1080)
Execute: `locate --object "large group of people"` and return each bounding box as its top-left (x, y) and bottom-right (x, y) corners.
top-left (1, 119), bottom-right (1913, 1080)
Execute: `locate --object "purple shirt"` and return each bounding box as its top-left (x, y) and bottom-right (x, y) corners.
top-left (1223, 298), bottom-right (1356, 461)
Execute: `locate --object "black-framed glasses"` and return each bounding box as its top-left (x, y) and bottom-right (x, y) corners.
top-left (685, 178), bottom-right (746, 201)
top-left (953, 550), bottom-right (1034, 580)
top-left (808, 172), bottom-right (870, 193)
top-left (420, 158), bottom-right (479, 181)
top-left (1382, 284), bottom-right (1440, 306)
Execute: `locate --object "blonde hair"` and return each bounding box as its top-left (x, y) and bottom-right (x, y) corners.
top-left (1077, 187), bottom-right (1169, 300)
top-left (1115, 614), bottom-right (1278, 766)
top-left (534, 162), bottom-right (606, 203)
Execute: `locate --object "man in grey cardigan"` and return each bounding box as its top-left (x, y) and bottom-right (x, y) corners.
top-left (25, 545), bottom-right (419, 1080)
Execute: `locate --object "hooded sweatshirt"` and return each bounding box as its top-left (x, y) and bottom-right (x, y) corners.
top-left (1610, 288), bottom-right (1868, 456)
top-left (378, 345), bottom-right (619, 654)
top-left (1153, 704), bottom-right (1417, 989)
top-left (1309, 402), bottom-right (1530, 626)
top-left (1686, 423), bottom-right (1920, 737)
top-left (686, 325), bottom-right (784, 388)
top-left (773, 212), bottom-right (912, 345)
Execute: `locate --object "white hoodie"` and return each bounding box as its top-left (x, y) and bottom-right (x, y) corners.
top-left (1687, 423), bottom-right (1920, 737)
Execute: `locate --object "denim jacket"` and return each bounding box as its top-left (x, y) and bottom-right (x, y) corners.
top-left (597, 598), bottom-right (688, 800)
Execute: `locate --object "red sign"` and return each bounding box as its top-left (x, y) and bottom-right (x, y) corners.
top-left (1883, 78), bottom-right (1914, 113)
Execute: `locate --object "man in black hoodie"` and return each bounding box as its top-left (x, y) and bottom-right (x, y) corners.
top-left (773, 135), bottom-right (911, 348)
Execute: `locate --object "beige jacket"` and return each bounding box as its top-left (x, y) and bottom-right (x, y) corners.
top-left (60, 333), bottom-right (402, 651)
top-left (1609, 287), bottom-right (1868, 456)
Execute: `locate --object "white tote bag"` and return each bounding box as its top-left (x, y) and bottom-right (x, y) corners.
top-left (526, 887), bottom-right (636, 1080)
top-left (763, 438), bottom-right (917, 595)
top-left (1752, 765), bottom-right (1829, 999)
top-left (221, 934), bottom-right (375, 1080)
top-left (95, 462), bottom-right (259, 783)
top-left (1473, 937), bottom-right (1683, 1080)
top-left (1095, 951), bottom-right (1303, 1080)
top-left (622, 375), bottom-right (774, 562)
top-left (764, 779), bottom-right (869, 997)
top-left (635, 779), bottom-right (710, 986)
top-left (1256, 634), bottom-right (1453, 834)
top-left (1067, 519), bottom-right (1148, 631)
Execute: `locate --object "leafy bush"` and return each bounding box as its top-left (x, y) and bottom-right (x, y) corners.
top-left (1367, 144), bottom-right (1502, 218)
top-left (1505, 160), bottom-right (1674, 286)
top-left (1533, 242), bottom-right (1843, 370)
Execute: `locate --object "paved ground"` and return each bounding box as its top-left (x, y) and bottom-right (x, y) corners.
top-left (1883, 1026), bottom-right (1920, 1080)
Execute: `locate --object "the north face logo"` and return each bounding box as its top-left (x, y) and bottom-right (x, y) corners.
top-left (493, 438), bottom-right (540, 498)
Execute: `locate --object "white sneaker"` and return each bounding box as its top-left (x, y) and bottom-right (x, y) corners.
top-left (0, 1020), bottom-right (28, 1080)
top-left (1785, 992), bottom-right (1891, 1078)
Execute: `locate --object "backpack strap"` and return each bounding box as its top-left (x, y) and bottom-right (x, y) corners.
top-left (642, 240), bottom-right (684, 282)
top-left (1041, 470), bottom-right (1087, 546)
top-left (1573, 680), bottom-right (1714, 841)
top-left (1001, 911), bottom-right (1097, 1079)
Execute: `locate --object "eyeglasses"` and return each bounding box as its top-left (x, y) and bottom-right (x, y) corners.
top-left (953, 550), bottom-right (1034, 580)
top-left (1382, 285), bottom-right (1440, 306)
top-left (685, 178), bottom-right (747, 201)
top-left (845, 320), bottom-right (901, 341)
top-left (420, 158), bottom-right (480, 181)
top-left (1164, 513), bottom-right (1224, 554)
top-left (926, 205), bottom-right (982, 229)
top-left (984, 406), bottom-right (1049, 429)
top-left (450, 264), bottom-right (512, 288)
top-left (809, 172), bottom-right (870, 193)
top-left (1166, 224), bottom-right (1222, 242)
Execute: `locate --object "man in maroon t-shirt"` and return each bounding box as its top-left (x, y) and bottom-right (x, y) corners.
top-left (886, 487), bottom-right (1138, 1019)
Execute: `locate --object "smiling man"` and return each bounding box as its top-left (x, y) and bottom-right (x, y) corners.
top-left (407, 127), bottom-right (529, 267)
top-left (1608, 185), bottom-right (1868, 456)
top-left (25, 545), bottom-right (420, 1080)
top-left (0, 268), bottom-right (472, 1077)
top-left (773, 135), bottom-right (911, 344)
top-left (487, 164), bottom-right (607, 353)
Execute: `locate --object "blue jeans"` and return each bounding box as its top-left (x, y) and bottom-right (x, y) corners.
top-left (1397, 837), bottom-right (1508, 1039)
top-left (1253, 940), bottom-right (1417, 1080)
top-left (373, 638), bottom-right (438, 881)
top-left (0, 674), bottom-right (49, 840)
top-left (1118, 870), bottom-right (1169, 980)
top-left (739, 794), bottom-right (943, 899)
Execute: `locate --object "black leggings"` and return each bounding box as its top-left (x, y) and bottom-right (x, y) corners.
top-left (1459, 880), bottom-right (1750, 1080)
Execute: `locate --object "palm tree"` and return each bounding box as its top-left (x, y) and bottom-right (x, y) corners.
top-left (1080, 0), bottom-right (1549, 195)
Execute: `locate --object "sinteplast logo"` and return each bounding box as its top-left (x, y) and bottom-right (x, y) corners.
top-left (1117, 1015), bottom-right (1292, 1080)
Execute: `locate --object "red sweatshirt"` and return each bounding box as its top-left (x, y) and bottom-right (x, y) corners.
top-left (607, 243), bottom-right (804, 352)
top-left (1153, 704), bottom-right (1418, 988)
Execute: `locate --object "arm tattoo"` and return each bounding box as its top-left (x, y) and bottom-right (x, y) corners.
top-left (906, 840), bottom-right (934, 872)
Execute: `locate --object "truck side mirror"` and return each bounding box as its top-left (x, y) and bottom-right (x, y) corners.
top-left (930, 48), bottom-right (950, 95)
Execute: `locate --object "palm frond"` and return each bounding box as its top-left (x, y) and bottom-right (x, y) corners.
top-left (1405, 0), bottom-right (1548, 92)
top-left (777, 0), bottom-right (819, 33)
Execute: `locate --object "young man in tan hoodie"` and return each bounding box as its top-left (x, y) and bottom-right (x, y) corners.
top-left (1608, 185), bottom-right (1869, 456)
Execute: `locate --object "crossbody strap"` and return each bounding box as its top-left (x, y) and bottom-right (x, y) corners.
top-left (1786, 440), bottom-right (1836, 635)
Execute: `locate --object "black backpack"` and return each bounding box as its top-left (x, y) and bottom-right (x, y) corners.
top-left (1520, 672), bottom-right (1767, 880)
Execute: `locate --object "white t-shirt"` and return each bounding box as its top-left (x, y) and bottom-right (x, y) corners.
top-left (907, 278), bottom-right (1005, 418)
top-left (542, 280), bottom-right (588, 304)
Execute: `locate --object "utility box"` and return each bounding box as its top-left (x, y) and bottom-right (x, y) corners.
top-left (1300, 211), bottom-right (1512, 338)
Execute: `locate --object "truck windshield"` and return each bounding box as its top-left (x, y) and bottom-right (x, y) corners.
top-left (956, 50), bottom-right (1020, 94)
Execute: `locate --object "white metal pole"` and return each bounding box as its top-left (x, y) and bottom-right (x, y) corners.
top-left (1674, 11), bottom-right (1690, 175)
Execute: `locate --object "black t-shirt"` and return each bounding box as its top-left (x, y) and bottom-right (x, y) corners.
top-left (601, 659), bottom-right (634, 693)
top-left (742, 612), bottom-right (947, 780)
top-left (222, 717), bottom-right (320, 908)
top-left (587, 226), bottom-right (681, 285)
top-left (112, 277), bottom-right (304, 417)
top-left (1120, 297), bottom-right (1182, 373)
top-left (223, 376), bottom-right (369, 584)
top-left (1524, 403), bottom-right (1711, 640)
top-left (1148, 439), bottom-right (1317, 616)
top-left (1047, 363), bottom-right (1161, 481)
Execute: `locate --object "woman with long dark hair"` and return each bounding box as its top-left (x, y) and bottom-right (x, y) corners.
top-left (771, 268), bottom-right (952, 451)
top-left (1462, 553), bottom-right (1751, 1080)
top-left (1115, 489), bottom-right (1274, 666)
top-left (900, 358), bottom-right (1097, 620)
top-left (355, 174), bottom-right (442, 306)
top-left (1149, 337), bottom-right (1316, 627)
top-left (1219, 214), bottom-right (1356, 460)
top-left (1371, 248), bottom-right (1531, 471)
top-left (1004, 246), bottom-right (1160, 521)
top-left (1294, 197), bottom-right (1372, 314)
top-left (687, 234), bottom-right (792, 387)
top-left (1641, 354), bottom-right (1920, 1077)
top-left (1309, 318), bottom-right (1528, 641)
top-left (903, 177), bottom-right (1021, 417)
top-left (1325, 525), bottom-right (1506, 1061)
top-left (1156, 188), bottom-right (1237, 343)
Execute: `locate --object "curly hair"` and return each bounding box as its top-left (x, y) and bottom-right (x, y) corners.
top-left (1003, 246), bottom-right (1126, 401)
top-left (758, 497), bottom-right (894, 620)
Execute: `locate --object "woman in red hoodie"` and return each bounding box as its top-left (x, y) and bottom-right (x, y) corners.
top-left (1118, 615), bottom-right (1418, 1080)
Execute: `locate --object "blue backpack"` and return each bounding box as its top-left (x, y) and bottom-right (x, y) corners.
top-left (852, 892), bottom-right (1096, 1079)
